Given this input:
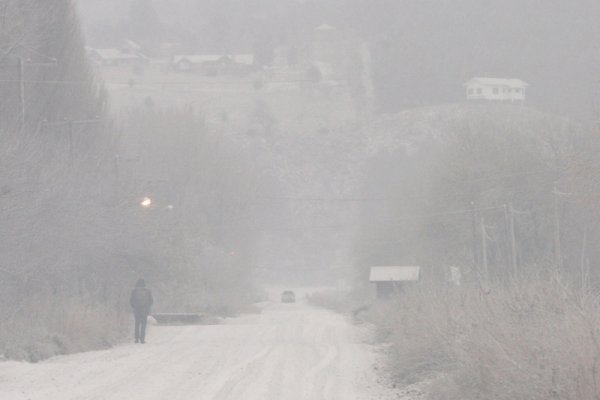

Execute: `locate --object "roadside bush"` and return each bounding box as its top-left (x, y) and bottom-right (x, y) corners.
top-left (306, 286), bottom-right (372, 314)
top-left (0, 297), bottom-right (125, 362)
top-left (365, 285), bottom-right (458, 382)
top-left (373, 272), bottom-right (600, 399)
top-left (306, 289), bottom-right (351, 312)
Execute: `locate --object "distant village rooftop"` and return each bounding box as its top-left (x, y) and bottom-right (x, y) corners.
top-left (172, 54), bottom-right (255, 73)
top-left (86, 42), bottom-right (148, 67)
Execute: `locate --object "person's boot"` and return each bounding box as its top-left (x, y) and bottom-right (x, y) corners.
top-left (140, 338), bottom-right (145, 344)
top-left (135, 338), bottom-right (139, 343)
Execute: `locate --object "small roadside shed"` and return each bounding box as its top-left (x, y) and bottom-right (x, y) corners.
top-left (369, 266), bottom-right (421, 298)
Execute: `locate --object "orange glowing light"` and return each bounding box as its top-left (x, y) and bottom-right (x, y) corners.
top-left (140, 197), bottom-right (152, 208)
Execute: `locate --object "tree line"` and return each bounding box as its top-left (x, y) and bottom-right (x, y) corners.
top-left (356, 103), bottom-right (599, 285)
top-left (0, 0), bottom-right (272, 361)
top-left (355, 103), bottom-right (600, 399)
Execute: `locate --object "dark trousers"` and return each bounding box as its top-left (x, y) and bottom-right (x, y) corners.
top-left (134, 311), bottom-right (148, 341)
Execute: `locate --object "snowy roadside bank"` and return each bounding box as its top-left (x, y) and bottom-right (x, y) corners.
top-left (0, 298), bottom-right (403, 400)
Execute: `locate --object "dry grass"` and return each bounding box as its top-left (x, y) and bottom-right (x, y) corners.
top-left (305, 287), bottom-right (372, 315)
top-left (306, 289), bottom-right (352, 312)
top-left (366, 273), bottom-right (600, 399)
top-left (0, 298), bottom-right (126, 362)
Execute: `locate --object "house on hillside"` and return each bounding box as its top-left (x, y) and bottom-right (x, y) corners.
top-left (86, 41), bottom-right (148, 67)
top-left (158, 42), bottom-right (184, 58)
top-left (313, 24), bottom-right (340, 64)
top-left (172, 55), bottom-right (223, 72)
top-left (465, 77), bottom-right (528, 102)
top-left (172, 54), bottom-right (255, 76)
top-left (369, 266), bottom-right (421, 299)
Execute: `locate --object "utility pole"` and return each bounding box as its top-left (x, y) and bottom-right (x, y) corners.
top-left (581, 224), bottom-right (589, 292)
top-left (509, 203), bottom-right (518, 276)
top-left (0, 45), bottom-right (57, 130)
top-left (10, 56), bottom-right (57, 131)
top-left (553, 182), bottom-right (563, 270)
top-left (471, 201), bottom-right (479, 269)
top-left (480, 217), bottom-right (489, 284)
top-left (504, 203), bottom-right (518, 277)
top-left (68, 120), bottom-right (74, 164)
top-left (39, 118), bottom-right (103, 163)
top-left (17, 56), bottom-right (25, 130)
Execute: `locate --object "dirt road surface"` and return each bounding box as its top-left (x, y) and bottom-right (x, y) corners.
top-left (0, 294), bottom-right (397, 400)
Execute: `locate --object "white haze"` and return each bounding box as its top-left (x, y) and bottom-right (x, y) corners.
top-left (0, 1), bottom-right (598, 399)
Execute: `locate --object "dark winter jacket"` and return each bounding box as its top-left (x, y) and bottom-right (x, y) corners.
top-left (130, 287), bottom-right (154, 316)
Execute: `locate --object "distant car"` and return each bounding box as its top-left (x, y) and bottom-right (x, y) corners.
top-left (281, 290), bottom-right (296, 303)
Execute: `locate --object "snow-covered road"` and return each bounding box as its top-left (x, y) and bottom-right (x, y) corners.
top-left (0, 295), bottom-right (396, 400)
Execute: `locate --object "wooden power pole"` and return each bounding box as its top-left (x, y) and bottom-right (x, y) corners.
top-left (18, 57), bottom-right (25, 130)
top-left (480, 217), bottom-right (489, 283)
top-left (553, 183), bottom-right (563, 270)
top-left (471, 201), bottom-right (479, 269)
top-left (504, 203), bottom-right (518, 277)
top-left (16, 57), bottom-right (57, 131)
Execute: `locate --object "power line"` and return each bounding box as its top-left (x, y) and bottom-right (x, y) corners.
top-left (388, 205), bottom-right (504, 222)
top-left (285, 179), bottom-right (556, 206)
top-left (202, 203), bottom-right (504, 221)
top-left (214, 177), bottom-right (557, 206)
top-left (141, 178), bottom-right (558, 210)
top-left (0, 24), bottom-right (58, 64)
top-left (0, 78), bottom-right (324, 86)
top-left (453, 169), bottom-right (559, 184)
top-left (0, 56), bottom-right (57, 130)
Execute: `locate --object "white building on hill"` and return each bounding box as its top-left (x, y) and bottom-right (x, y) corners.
top-left (465, 77), bottom-right (528, 102)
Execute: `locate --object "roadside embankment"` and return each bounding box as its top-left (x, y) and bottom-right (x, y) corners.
top-left (309, 273), bottom-right (600, 399)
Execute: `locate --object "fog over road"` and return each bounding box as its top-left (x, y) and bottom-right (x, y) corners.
top-left (0, 294), bottom-right (396, 400)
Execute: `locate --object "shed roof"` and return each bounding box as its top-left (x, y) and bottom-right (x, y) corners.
top-left (173, 54), bottom-right (254, 66)
top-left (315, 24), bottom-right (335, 31)
top-left (88, 48), bottom-right (145, 61)
top-left (232, 54), bottom-right (255, 65)
top-left (466, 77), bottom-right (528, 88)
top-left (125, 40), bottom-right (142, 51)
top-left (369, 266), bottom-right (421, 282)
top-left (173, 55), bottom-right (224, 65)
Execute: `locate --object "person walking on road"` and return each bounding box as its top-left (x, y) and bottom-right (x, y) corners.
top-left (130, 279), bottom-right (153, 344)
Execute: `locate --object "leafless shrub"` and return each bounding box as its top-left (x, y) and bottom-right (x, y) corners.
top-left (373, 272), bottom-right (600, 399)
top-left (306, 289), bottom-right (351, 312)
